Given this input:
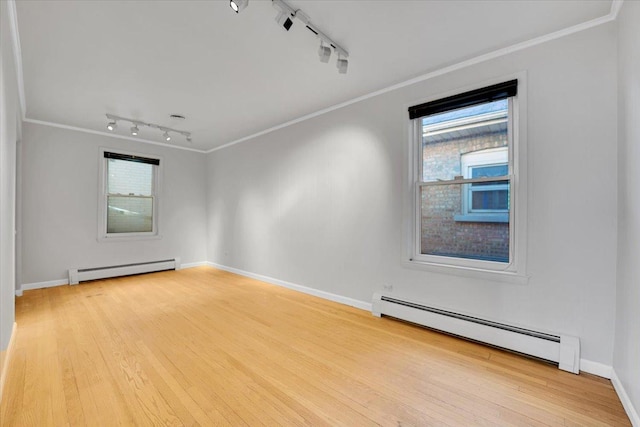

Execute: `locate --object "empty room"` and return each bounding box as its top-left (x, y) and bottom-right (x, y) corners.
top-left (0, 0), bottom-right (638, 425)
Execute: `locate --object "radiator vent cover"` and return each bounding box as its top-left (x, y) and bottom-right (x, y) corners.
top-left (372, 292), bottom-right (580, 374)
top-left (69, 258), bottom-right (180, 284)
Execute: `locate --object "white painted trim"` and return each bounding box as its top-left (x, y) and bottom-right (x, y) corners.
top-left (580, 358), bottom-right (613, 378)
top-left (206, 8), bottom-right (619, 154)
top-left (611, 0), bottom-right (625, 20)
top-left (6, 0), bottom-right (26, 120)
top-left (18, 278), bottom-right (68, 294)
top-left (612, 368), bottom-right (640, 427)
top-left (206, 262), bottom-right (371, 311)
top-left (0, 322), bottom-right (18, 403)
top-left (23, 119), bottom-right (207, 154)
top-left (7, 0), bottom-right (621, 155)
top-left (179, 261), bottom-right (209, 269)
top-left (17, 261), bottom-right (202, 292)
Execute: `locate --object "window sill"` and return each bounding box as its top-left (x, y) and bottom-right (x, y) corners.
top-left (402, 259), bottom-right (528, 285)
top-left (98, 234), bottom-right (162, 243)
top-left (454, 213), bottom-right (509, 223)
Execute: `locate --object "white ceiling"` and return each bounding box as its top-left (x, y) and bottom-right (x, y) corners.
top-left (15, 0), bottom-right (612, 152)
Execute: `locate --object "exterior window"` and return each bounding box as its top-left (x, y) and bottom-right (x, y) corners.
top-left (408, 80), bottom-right (521, 271)
top-left (457, 147), bottom-right (509, 223)
top-left (99, 151), bottom-right (160, 239)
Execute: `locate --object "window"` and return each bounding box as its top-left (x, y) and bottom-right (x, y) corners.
top-left (99, 150), bottom-right (160, 240)
top-left (407, 79), bottom-right (525, 274)
top-left (456, 147), bottom-right (509, 223)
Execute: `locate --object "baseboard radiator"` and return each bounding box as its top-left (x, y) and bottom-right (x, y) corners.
top-left (69, 258), bottom-right (180, 285)
top-left (372, 293), bottom-right (580, 374)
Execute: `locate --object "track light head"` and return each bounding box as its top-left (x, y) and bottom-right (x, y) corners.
top-left (318, 43), bottom-right (331, 63)
top-left (336, 57), bottom-right (348, 74)
top-left (163, 131), bottom-right (171, 141)
top-left (275, 10), bottom-right (293, 31)
top-left (107, 121), bottom-right (117, 131)
top-left (186, 136), bottom-right (192, 143)
top-left (230, 0), bottom-right (248, 13)
top-left (130, 125), bottom-right (139, 136)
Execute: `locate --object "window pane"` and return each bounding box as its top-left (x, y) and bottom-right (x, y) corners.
top-left (471, 188), bottom-right (509, 210)
top-left (107, 196), bottom-right (153, 233)
top-left (422, 100), bottom-right (508, 182)
top-left (421, 184), bottom-right (509, 262)
top-left (107, 159), bottom-right (153, 196)
top-left (471, 164), bottom-right (508, 181)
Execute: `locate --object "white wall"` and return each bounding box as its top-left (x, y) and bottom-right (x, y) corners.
top-left (0, 0), bottom-right (21, 352)
top-left (615, 0), bottom-right (640, 419)
top-left (20, 123), bottom-right (208, 285)
top-left (206, 23), bottom-right (619, 365)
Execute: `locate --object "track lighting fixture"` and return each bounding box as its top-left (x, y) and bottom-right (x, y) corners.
top-left (229, 0), bottom-right (350, 74)
top-left (336, 56), bottom-right (348, 74)
top-left (318, 42), bottom-right (331, 63)
top-left (275, 10), bottom-right (293, 31)
top-left (272, 0), bottom-right (295, 31)
top-left (274, 0), bottom-right (349, 74)
top-left (105, 114), bottom-right (192, 144)
top-left (229, 0), bottom-right (248, 14)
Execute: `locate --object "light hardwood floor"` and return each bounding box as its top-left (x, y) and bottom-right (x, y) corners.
top-left (0, 267), bottom-right (630, 426)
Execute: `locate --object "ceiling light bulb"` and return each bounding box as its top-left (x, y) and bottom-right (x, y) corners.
top-left (336, 57), bottom-right (348, 74)
top-left (318, 43), bottom-right (331, 63)
top-left (163, 131), bottom-right (171, 141)
top-left (230, 0), bottom-right (248, 13)
top-left (130, 125), bottom-right (139, 136)
top-left (107, 121), bottom-right (117, 131)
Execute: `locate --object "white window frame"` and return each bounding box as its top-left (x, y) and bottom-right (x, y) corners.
top-left (403, 76), bottom-right (528, 284)
top-left (97, 148), bottom-right (162, 242)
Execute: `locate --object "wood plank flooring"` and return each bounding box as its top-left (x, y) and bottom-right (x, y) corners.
top-left (0, 267), bottom-right (630, 426)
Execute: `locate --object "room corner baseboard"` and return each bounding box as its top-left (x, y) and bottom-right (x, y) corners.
top-left (179, 261), bottom-right (209, 269)
top-left (17, 262), bottom-right (206, 294)
top-left (0, 322), bottom-right (18, 404)
top-left (206, 262), bottom-right (372, 312)
top-left (611, 369), bottom-right (640, 427)
top-left (580, 359), bottom-right (613, 378)
top-left (17, 278), bottom-right (69, 294)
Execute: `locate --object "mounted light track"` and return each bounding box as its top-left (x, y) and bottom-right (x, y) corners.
top-left (105, 114), bottom-right (192, 143)
top-left (230, 0), bottom-right (350, 74)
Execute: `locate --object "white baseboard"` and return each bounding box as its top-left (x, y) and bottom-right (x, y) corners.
top-left (179, 261), bottom-right (209, 269)
top-left (16, 260), bottom-right (205, 295)
top-left (580, 358), bottom-right (612, 378)
top-left (206, 262), bottom-right (372, 311)
top-left (0, 322), bottom-right (18, 404)
top-left (16, 278), bottom-right (68, 296)
top-left (612, 369), bottom-right (640, 427)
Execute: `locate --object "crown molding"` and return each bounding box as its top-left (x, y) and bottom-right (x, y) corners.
top-left (24, 119), bottom-right (207, 154)
top-left (207, 1), bottom-right (622, 154)
top-left (7, 0), bottom-right (26, 120)
top-left (6, 0), bottom-right (623, 155)
top-left (610, 0), bottom-right (625, 19)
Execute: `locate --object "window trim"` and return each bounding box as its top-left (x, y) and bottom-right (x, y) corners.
top-left (403, 75), bottom-right (528, 283)
top-left (97, 148), bottom-right (163, 242)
